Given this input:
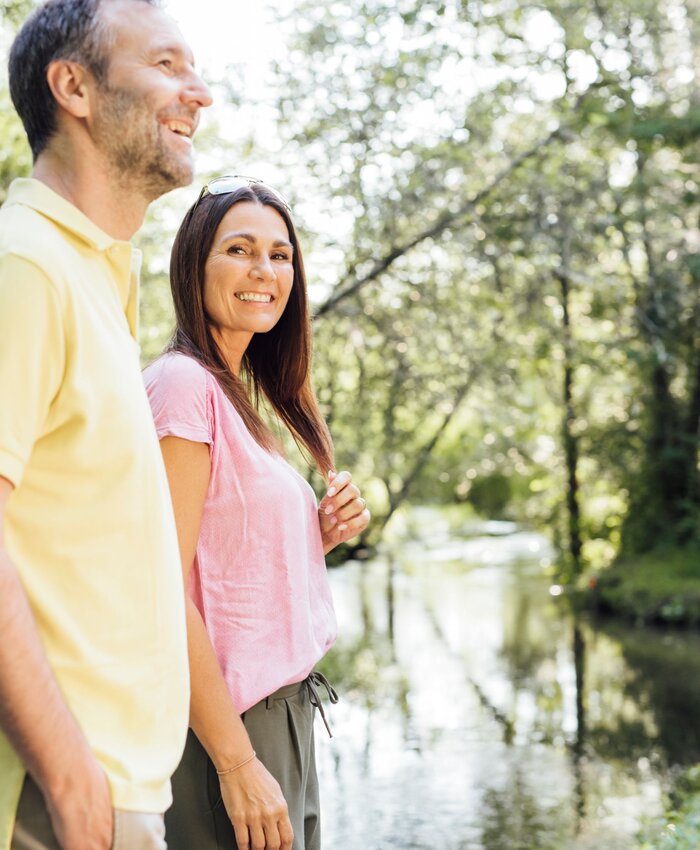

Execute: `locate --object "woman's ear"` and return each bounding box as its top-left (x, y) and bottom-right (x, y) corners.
top-left (45, 59), bottom-right (93, 120)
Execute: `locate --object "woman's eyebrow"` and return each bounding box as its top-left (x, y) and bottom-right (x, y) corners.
top-left (222, 231), bottom-right (255, 241)
top-left (222, 232), bottom-right (293, 250)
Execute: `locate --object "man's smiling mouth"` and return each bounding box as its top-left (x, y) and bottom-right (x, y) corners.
top-left (163, 119), bottom-right (193, 138)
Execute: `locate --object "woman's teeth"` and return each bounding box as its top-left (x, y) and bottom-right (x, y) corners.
top-left (236, 293), bottom-right (272, 303)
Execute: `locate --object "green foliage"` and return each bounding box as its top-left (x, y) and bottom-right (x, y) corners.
top-left (468, 472), bottom-right (513, 518)
top-left (0, 90), bottom-right (31, 196)
top-left (0, 0), bottom-right (35, 28)
top-left (640, 767), bottom-right (700, 850)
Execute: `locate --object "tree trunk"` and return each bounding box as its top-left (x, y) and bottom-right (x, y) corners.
top-left (556, 227), bottom-right (583, 574)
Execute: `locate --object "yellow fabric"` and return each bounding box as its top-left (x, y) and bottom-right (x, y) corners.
top-left (0, 179), bottom-right (189, 849)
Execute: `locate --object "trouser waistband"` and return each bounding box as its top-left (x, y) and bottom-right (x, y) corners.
top-left (264, 671), bottom-right (339, 737)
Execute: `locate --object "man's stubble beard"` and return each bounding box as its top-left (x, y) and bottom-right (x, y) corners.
top-left (93, 83), bottom-right (194, 201)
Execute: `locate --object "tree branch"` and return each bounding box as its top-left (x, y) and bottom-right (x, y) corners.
top-left (371, 370), bottom-right (479, 538)
top-left (313, 123), bottom-right (570, 318)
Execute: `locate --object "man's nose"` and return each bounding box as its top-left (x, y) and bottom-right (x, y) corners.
top-left (181, 72), bottom-right (213, 109)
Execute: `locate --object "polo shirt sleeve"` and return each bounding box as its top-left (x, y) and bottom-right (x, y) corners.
top-left (0, 254), bottom-right (64, 488)
top-left (144, 354), bottom-right (213, 445)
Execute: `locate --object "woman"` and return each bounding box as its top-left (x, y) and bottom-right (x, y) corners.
top-left (144, 176), bottom-right (370, 850)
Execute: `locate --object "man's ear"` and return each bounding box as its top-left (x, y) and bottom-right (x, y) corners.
top-left (45, 59), bottom-right (94, 119)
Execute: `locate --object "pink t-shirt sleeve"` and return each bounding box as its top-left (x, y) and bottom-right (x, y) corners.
top-left (144, 353), bottom-right (212, 445)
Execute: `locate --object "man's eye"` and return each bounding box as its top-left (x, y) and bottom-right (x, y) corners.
top-left (159, 59), bottom-right (173, 70)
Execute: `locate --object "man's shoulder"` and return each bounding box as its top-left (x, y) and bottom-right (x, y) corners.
top-left (0, 197), bottom-right (57, 237)
top-left (0, 202), bottom-right (73, 282)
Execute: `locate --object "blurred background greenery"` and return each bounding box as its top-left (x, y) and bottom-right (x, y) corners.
top-left (1, 0), bottom-right (699, 846)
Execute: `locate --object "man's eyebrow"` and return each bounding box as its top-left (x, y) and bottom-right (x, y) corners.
top-left (148, 43), bottom-right (196, 66)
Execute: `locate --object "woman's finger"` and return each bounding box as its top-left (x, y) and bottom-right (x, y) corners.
top-left (333, 497), bottom-right (367, 523)
top-left (232, 821), bottom-right (251, 850)
top-left (249, 822), bottom-right (266, 850)
top-left (324, 470), bottom-right (352, 500)
top-left (262, 820), bottom-right (284, 850)
top-left (321, 482), bottom-right (360, 516)
top-left (336, 508), bottom-right (371, 535)
top-left (279, 818), bottom-right (295, 850)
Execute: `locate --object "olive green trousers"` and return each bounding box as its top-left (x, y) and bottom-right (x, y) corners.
top-left (165, 675), bottom-right (336, 850)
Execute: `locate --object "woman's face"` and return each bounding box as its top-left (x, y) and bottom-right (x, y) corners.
top-left (203, 201), bottom-right (295, 344)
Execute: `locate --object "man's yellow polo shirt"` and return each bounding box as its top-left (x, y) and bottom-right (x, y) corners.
top-left (0, 179), bottom-right (189, 847)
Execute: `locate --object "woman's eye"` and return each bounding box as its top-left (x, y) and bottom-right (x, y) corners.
top-left (272, 252), bottom-right (291, 261)
top-left (227, 245), bottom-right (246, 255)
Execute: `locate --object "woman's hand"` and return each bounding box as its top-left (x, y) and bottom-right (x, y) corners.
top-left (219, 757), bottom-right (293, 850)
top-left (318, 470), bottom-right (371, 555)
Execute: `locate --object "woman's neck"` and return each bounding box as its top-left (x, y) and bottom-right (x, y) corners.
top-left (211, 327), bottom-right (253, 377)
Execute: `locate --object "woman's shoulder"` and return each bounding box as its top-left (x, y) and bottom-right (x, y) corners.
top-left (143, 352), bottom-right (213, 415)
top-left (144, 352), bottom-right (213, 440)
top-left (144, 351), bottom-right (210, 392)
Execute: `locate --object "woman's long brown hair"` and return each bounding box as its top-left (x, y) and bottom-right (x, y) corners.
top-left (167, 184), bottom-right (335, 476)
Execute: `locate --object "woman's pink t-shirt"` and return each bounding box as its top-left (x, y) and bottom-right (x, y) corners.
top-left (144, 352), bottom-right (337, 713)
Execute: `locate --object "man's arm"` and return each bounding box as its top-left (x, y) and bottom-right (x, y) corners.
top-left (0, 477), bottom-right (113, 850)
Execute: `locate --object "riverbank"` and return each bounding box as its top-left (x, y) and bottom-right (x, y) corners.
top-left (585, 547), bottom-right (700, 626)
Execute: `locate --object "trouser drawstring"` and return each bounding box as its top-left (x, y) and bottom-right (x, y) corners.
top-left (305, 671), bottom-right (339, 738)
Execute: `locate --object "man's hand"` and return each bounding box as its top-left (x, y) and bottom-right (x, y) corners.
top-left (44, 747), bottom-right (113, 850)
top-left (220, 758), bottom-right (293, 850)
top-left (318, 470), bottom-right (371, 555)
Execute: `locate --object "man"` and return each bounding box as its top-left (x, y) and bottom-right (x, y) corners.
top-left (0, 1), bottom-right (211, 848)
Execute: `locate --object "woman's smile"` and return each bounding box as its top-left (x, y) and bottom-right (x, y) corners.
top-left (235, 291), bottom-right (274, 303)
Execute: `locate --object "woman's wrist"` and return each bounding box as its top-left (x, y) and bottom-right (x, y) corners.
top-left (215, 750), bottom-right (256, 776)
top-left (191, 719), bottom-right (256, 777)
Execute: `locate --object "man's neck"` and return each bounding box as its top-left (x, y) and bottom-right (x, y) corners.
top-left (32, 150), bottom-right (149, 242)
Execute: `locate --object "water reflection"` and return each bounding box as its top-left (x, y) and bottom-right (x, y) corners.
top-left (316, 512), bottom-right (698, 849)
top-left (593, 624), bottom-right (700, 766)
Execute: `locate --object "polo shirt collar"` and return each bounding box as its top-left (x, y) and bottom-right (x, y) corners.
top-left (7, 177), bottom-right (124, 253)
top-left (6, 178), bottom-right (143, 340)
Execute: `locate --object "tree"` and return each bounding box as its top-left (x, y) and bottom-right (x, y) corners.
top-left (258, 0), bottom-right (699, 562)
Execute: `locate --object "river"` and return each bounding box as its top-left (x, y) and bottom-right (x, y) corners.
top-left (314, 507), bottom-right (700, 849)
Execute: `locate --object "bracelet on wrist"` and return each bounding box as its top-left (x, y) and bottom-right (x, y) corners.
top-left (215, 750), bottom-right (256, 776)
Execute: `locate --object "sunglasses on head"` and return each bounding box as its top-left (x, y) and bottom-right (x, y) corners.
top-left (193, 174), bottom-right (291, 212)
